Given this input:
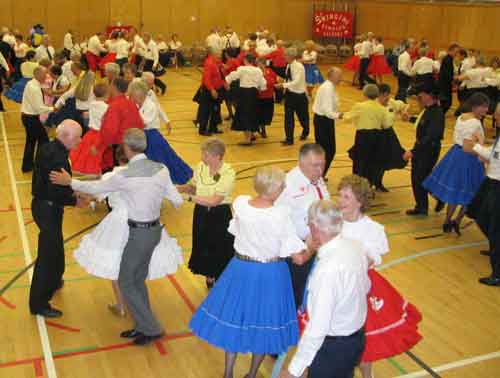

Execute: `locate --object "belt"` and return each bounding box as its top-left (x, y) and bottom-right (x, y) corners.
top-left (127, 219), bottom-right (160, 229)
top-left (325, 327), bottom-right (364, 341)
top-left (235, 252), bottom-right (284, 263)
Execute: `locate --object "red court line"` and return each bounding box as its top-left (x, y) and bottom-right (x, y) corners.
top-left (45, 321), bottom-right (81, 333)
top-left (0, 296), bottom-right (16, 309)
top-left (0, 357), bottom-right (40, 369)
top-left (33, 359), bottom-right (44, 378)
top-left (167, 276), bottom-right (196, 313)
top-left (154, 340), bottom-right (167, 355)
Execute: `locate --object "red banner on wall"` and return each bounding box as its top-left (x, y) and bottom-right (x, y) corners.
top-left (313, 11), bottom-right (353, 38)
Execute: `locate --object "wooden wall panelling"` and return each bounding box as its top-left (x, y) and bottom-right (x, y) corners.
top-left (109, 0), bottom-right (141, 29)
top-left (255, 0), bottom-right (283, 40)
top-left (77, 0), bottom-right (110, 41)
top-left (46, 0), bottom-right (79, 48)
top-left (225, 1), bottom-right (257, 40)
top-left (168, 0), bottom-right (200, 44)
top-left (199, 0), bottom-right (228, 38)
top-left (12, 0), bottom-right (48, 37)
top-left (281, 0), bottom-right (313, 41)
top-left (0, 0), bottom-right (14, 31)
top-left (141, 0), bottom-right (171, 40)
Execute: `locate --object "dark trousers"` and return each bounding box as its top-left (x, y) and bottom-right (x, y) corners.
top-left (116, 57), bottom-right (128, 71)
top-left (308, 329), bottom-right (365, 378)
top-left (358, 58), bottom-right (374, 89)
top-left (198, 87), bottom-right (222, 134)
top-left (287, 257), bottom-right (315, 309)
top-left (284, 91), bottom-right (309, 143)
top-left (314, 114), bottom-right (336, 177)
top-left (440, 89), bottom-right (452, 115)
top-left (143, 59), bottom-right (166, 93)
top-left (395, 72), bottom-right (411, 102)
top-left (411, 146), bottom-right (441, 211)
top-left (29, 199), bottom-right (65, 313)
top-left (21, 114), bottom-right (49, 172)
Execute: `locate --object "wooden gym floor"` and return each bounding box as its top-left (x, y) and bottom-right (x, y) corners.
top-left (0, 67), bottom-right (499, 378)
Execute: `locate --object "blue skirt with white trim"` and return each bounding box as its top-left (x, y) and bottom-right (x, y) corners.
top-left (423, 144), bottom-right (485, 205)
top-left (189, 257), bottom-right (299, 354)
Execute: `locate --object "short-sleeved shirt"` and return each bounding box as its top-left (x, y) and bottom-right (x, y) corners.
top-left (193, 162), bottom-right (235, 204)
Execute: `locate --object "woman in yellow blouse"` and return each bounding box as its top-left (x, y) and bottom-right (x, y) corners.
top-left (178, 138), bottom-right (236, 288)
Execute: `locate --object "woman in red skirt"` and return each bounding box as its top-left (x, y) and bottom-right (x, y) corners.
top-left (336, 174), bottom-right (422, 378)
top-left (367, 36), bottom-right (393, 84)
top-left (69, 83), bottom-right (113, 175)
top-left (344, 35), bottom-right (363, 86)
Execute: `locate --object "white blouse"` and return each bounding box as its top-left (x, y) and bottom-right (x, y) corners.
top-left (225, 65), bottom-right (267, 90)
top-left (353, 43), bottom-right (362, 56)
top-left (464, 67), bottom-right (492, 89)
top-left (302, 50), bottom-right (318, 64)
top-left (341, 215), bottom-right (389, 266)
top-left (228, 195), bottom-right (306, 262)
top-left (139, 96), bottom-right (161, 130)
top-left (115, 39), bottom-right (130, 59)
top-left (453, 116), bottom-right (484, 146)
top-left (88, 100), bottom-right (109, 131)
top-left (372, 43), bottom-right (384, 55)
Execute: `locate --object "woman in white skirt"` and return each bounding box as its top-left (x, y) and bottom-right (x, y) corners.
top-left (73, 146), bottom-right (183, 317)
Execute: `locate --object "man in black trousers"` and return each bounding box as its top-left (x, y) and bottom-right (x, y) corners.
top-left (358, 33), bottom-right (376, 90)
top-left (438, 43), bottom-right (459, 115)
top-left (29, 120), bottom-right (85, 318)
top-left (276, 47), bottom-right (309, 145)
top-left (404, 83), bottom-right (445, 216)
top-left (312, 67), bottom-right (343, 179)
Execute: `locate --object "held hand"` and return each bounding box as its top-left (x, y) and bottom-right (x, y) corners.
top-left (403, 151), bottom-right (413, 161)
top-left (210, 89), bottom-right (218, 99)
top-left (49, 168), bottom-right (72, 186)
top-left (462, 139), bottom-right (475, 153)
top-left (75, 195), bottom-right (90, 208)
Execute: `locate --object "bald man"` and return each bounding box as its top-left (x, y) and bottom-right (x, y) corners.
top-left (29, 120), bottom-right (85, 318)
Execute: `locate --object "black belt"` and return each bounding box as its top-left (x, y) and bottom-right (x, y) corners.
top-left (127, 219), bottom-right (160, 229)
top-left (325, 327), bottom-right (364, 341)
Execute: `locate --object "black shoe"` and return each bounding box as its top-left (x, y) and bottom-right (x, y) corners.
top-left (192, 120), bottom-right (198, 127)
top-left (120, 329), bottom-right (144, 339)
top-left (479, 276), bottom-right (500, 286)
top-left (281, 140), bottom-right (293, 146)
top-left (434, 200), bottom-right (445, 213)
top-left (300, 134), bottom-right (308, 141)
top-left (133, 333), bottom-right (164, 346)
top-left (376, 185), bottom-right (389, 193)
top-left (480, 250), bottom-right (492, 257)
top-left (442, 222), bottom-right (452, 233)
top-left (161, 87), bottom-right (166, 96)
top-left (32, 307), bottom-right (63, 318)
top-left (451, 221), bottom-right (461, 236)
top-left (198, 131), bottom-right (212, 136)
top-left (406, 208), bottom-right (428, 216)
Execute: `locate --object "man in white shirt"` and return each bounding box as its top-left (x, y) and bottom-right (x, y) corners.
top-left (395, 42), bottom-right (412, 102)
top-left (130, 29), bottom-right (147, 68)
top-left (206, 29), bottom-right (223, 51)
top-left (313, 67), bottom-right (343, 179)
top-left (87, 32), bottom-right (107, 72)
top-left (63, 30), bottom-right (74, 58)
top-left (50, 128), bottom-right (183, 345)
top-left (62, 51), bottom-right (81, 84)
top-left (21, 66), bottom-right (54, 172)
top-left (34, 35), bottom-right (55, 62)
top-left (221, 26), bottom-right (240, 57)
top-left (276, 48), bottom-right (309, 145)
top-left (463, 123), bottom-right (500, 287)
top-left (411, 47), bottom-right (437, 89)
top-left (276, 144), bottom-right (330, 308)
top-left (142, 33), bottom-right (166, 95)
top-left (281, 200), bottom-right (370, 378)
top-left (358, 35), bottom-right (375, 89)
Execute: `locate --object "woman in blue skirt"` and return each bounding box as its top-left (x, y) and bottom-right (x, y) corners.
top-left (4, 50), bottom-right (38, 104)
top-left (189, 166), bottom-right (309, 378)
top-left (302, 40), bottom-right (324, 97)
top-left (129, 79), bottom-right (193, 184)
top-left (423, 93), bottom-right (489, 235)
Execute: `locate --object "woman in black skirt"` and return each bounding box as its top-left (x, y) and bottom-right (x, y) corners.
top-left (225, 54), bottom-right (267, 145)
top-left (177, 138), bottom-right (236, 288)
top-left (256, 57), bottom-right (277, 138)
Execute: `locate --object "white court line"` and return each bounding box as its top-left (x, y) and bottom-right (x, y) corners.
top-left (0, 114), bottom-right (58, 378)
top-left (394, 350), bottom-right (500, 378)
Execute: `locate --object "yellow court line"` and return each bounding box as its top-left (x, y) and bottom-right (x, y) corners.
top-left (0, 113), bottom-right (58, 378)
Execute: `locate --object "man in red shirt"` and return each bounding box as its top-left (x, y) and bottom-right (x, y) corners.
top-left (198, 47), bottom-right (225, 136)
top-left (100, 78), bottom-right (144, 164)
top-left (265, 40), bottom-right (287, 103)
